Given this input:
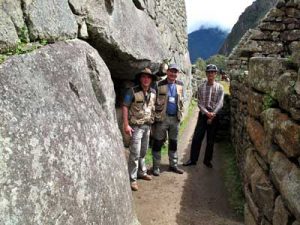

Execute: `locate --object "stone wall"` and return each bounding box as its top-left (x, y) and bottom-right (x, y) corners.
top-left (228, 0), bottom-right (300, 224)
top-left (0, 0), bottom-right (191, 224)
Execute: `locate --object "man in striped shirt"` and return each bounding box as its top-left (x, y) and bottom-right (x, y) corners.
top-left (183, 64), bottom-right (224, 168)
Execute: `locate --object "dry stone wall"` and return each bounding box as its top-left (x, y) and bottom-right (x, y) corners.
top-left (228, 0), bottom-right (300, 224)
top-left (0, 0), bottom-right (190, 224)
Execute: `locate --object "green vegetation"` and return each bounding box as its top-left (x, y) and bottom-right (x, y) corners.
top-left (0, 40), bottom-right (48, 64)
top-left (263, 94), bottom-right (276, 110)
top-left (205, 54), bottom-right (227, 72)
top-left (220, 81), bottom-right (230, 95)
top-left (18, 26), bottom-right (29, 43)
top-left (193, 54), bottom-right (228, 72)
top-left (39, 39), bottom-right (48, 46)
top-left (0, 55), bottom-right (7, 64)
top-left (0, 25), bottom-right (48, 64)
top-left (145, 142), bottom-right (167, 165)
top-left (194, 58), bottom-right (206, 71)
top-left (0, 41), bottom-right (39, 64)
top-left (193, 55), bottom-right (228, 81)
top-left (179, 99), bottom-right (197, 136)
top-left (219, 141), bottom-right (245, 217)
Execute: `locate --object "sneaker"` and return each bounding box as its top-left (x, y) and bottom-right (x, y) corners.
top-left (152, 168), bottom-right (160, 176)
top-left (131, 182), bottom-right (138, 191)
top-left (169, 166), bottom-right (184, 174)
top-left (139, 174), bottom-right (152, 181)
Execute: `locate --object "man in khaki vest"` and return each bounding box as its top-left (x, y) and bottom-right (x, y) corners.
top-left (151, 64), bottom-right (184, 176)
top-left (123, 68), bottom-right (157, 191)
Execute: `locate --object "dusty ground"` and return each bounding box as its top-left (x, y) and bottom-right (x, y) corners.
top-left (131, 110), bottom-right (244, 225)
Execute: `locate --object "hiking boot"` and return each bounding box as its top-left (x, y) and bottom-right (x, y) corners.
top-left (169, 166), bottom-right (184, 174)
top-left (152, 168), bottom-right (160, 176)
top-left (139, 174), bottom-right (152, 181)
top-left (131, 182), bottom-right (138, 191)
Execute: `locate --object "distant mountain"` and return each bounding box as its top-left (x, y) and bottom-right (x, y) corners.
top-left (188, 27), bottom-right (228, 63)
top-left (219, 0), bottom-right (277, 56)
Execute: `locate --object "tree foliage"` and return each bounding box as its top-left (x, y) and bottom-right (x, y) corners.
top-left (192, 54), bottom-right (228, 80)
top-left (194, 57), bottom-right (206, 71)
top-left (206, 54), bottom-right (227, 71)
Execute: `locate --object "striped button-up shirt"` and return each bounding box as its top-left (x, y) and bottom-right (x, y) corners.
top-left (197, 80), bottom-right (224, 115)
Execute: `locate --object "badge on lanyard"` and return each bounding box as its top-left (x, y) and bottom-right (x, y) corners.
top-left (145, 107), bottom-right (151, 113)
top-left (168, 96), bottom-right (176, 103)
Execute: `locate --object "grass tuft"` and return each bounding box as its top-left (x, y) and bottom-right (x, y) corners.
top-left (220, 81), bottom-right (230, 95)
top-left (219, 141), bottom-right (245, 217)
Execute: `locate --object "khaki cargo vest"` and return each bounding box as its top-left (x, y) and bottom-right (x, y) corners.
top-left (155, 80), bottom-right (184, 122)
top-left (129, 87), bottom-right (156, 125)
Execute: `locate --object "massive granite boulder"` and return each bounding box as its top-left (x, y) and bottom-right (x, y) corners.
top-left (0, 39), bottom-right (139, 225)
top-left (0, 1), bottom-right (191, 224)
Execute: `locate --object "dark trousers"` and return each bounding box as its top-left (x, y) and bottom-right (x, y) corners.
top-left (190, 112), bottom-right (219, 164)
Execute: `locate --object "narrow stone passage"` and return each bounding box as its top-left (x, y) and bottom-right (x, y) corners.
top-left (132, 109), bottom-right (244, 225)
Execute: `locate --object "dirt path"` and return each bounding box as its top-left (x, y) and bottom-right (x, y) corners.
top-left (132, 110), bottom-right (244, 225)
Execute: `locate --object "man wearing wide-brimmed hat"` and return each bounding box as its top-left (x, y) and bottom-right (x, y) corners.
top-left (122, 68), bottom-right (157, 191)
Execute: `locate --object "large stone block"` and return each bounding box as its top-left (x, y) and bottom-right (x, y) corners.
top-left (273, 196), bottom-right (290, 225)
top-left (23, 0), bottom-right (78, 41)
top-left (245, 204), bottom-right (258, 225)
top-left (258, 41), bottom-right (284, 54)
top-left (290, 41), bottom-right (300, 67)
top-left (0, 9), bottom-right (19, 53)
top-left (281, 166), bottom-right (300, 221)
top-left (248, 57), bottom-right (288, 94)
top-left (263, 8), bottom-right (285, 22)
top-left (244, 148), bottom-right (259, 184)
top-left (261, 108), bottom-right (288, 133)
top-left (259, 22), bottom-right (285, 31)
top-left (81, 0), bottom-right (188, 79)
top-left (281, 30), bottom-right (300, 42)
top-left (0, 40), bottom-right (138, 225)
top-left (246, 117), bottom-right (269, 160)
top-left (270, 151), bottom-right (294, 190)
top-left (274, 117), bottom-right (300, 158)
top-left (1, 0), bottom-right (25, 31)
top-left (0, 0), bottom-right (26, 53)
top-left (250, 165), bottom-right (275, 221)
top-left (247, 91), bottom-right (264, 118)
top-left (245, 185), bottom-right (261, 222)
top-left (275, 71), bottom-right (300, 111)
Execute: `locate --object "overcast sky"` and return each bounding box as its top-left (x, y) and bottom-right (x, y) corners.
top-left (185, 0), bottom-right (256, 33)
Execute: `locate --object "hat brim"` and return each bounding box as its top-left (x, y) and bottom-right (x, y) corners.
top-left (168, 67), bottom-right (179, 71)
top-left (135, 72), bottom-right (157, 81)
top-left (206, 69), bottom-right (218, 72)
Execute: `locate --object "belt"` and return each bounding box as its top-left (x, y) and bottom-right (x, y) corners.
top-left (167, 114), bottom-right (177, 117)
